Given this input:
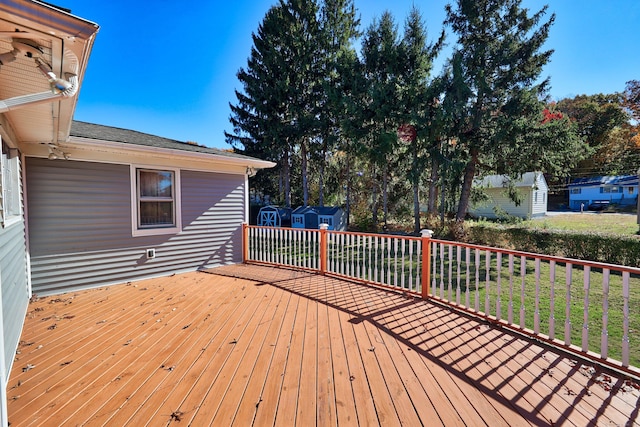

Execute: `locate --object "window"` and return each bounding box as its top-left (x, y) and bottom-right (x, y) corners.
top-left (570, 188), bottom-right (581, 194)
top-left (131, 167), bottom-right (181, 236)
top-left (1, 142), bottom-right (21, 227)
top-left (628, 186), bottom-right (635, 195)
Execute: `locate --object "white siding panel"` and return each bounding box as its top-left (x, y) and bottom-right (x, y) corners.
top-left (470, 188), bottom-right (531, 219)
top-left (27, 158), bottom-right (245, 295)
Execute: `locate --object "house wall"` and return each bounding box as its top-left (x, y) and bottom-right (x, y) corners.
top-left (0, 220), bottom-right (29, 377)
top-left (0, 146), bottom-right (29, 384)
top-left (530, 174), bottom-right (548, 217)
top-left (569, 185), bottom-right (638, 210)
top-left (470, 188), bottom-right (532, 219)
top-left (26, 158), bottom-right (245, 295)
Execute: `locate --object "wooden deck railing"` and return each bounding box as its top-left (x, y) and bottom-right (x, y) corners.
top-left (242, 224), bottom-right (640, 376)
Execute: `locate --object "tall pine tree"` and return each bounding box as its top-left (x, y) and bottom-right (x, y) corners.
top-left (444, 0), bottom-right (583, 222)
top-left (397, 6), bottom-right (444, 233)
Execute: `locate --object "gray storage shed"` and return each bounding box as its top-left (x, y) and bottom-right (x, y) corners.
top-left (258, 205), bottom-right (292, 227)
top-left (291, 206), bottom-right (346, 230)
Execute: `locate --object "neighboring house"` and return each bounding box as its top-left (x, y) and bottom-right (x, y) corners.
top-left (568, 175), bottom-right (639, 210)
top-left (0, 2), bottom-right (272, 425)
top-left (469, 172), bottom-right (548, 219)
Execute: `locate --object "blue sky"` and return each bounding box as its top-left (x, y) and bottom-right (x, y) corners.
top-left (61, 0), bottom-right (640, 149)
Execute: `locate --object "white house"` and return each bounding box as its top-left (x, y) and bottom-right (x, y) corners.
top-left (568, 175), bottom-right (639, 210)
top-left (469, 172), bottom-right (548, 219)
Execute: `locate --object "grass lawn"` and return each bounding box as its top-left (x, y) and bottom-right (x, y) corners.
top-left (516, 212), bottom-right (639, 236)
top-left (430, 249), bottom-right (640, 368)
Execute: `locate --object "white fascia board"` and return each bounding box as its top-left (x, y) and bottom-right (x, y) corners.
top-left (66, 136), bottom-right (276, 169)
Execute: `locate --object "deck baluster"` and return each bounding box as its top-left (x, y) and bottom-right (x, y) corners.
top-left (456, 246), bottom-right (461, 305)
top-left (485, 250), bottom-right (491, 315)
top-left (534, 258), bottom-right (541, 334)
top-left (474, 249), bottom-right (480, 312)
top-left (408, 240), bottom-right (414, 291)
top-left (508, 254), bottom-right (514, 324)
top-left (496, 252), bottom-right (502, 320)
top-left (448, 245), bottom-right (453, 302)
top-left (565, 263), bottom-right (573, 346)
top-left (386, 237), bottom-right (392, 286)
top-left (582, 266), bottom-right (591, 352)
top-left (520, 256), bottom-right (526, 329)
top-left (549, 261), bottom-right (556, 340)
top-left (622, 272), bottom-right (630, 367)
top-left (601, 268), bottom-right (610, 359)
top-left (431, 241), bottom-right (437, 296)
top-left (394, 238), bottom-right (399, 288)
top-left (374, 236), bottom-right (379, 283)
top-left (465, 248), bottom-right (471, 308)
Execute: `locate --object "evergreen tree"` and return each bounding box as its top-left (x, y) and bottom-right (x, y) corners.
top-left (226, 0), bottom-right (323, 207)
top-left (316, 0), bottom-right (360, 206)
top-left (444, 0), bottom-right (584, 222)
top-left (361, 11), bottom-right (402, 229)
top-left (227, 4), bottom-right (293, 205)
top-left (397, 6), bottom-right (444, 233)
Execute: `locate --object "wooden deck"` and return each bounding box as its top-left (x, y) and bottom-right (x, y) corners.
top-left (8, 264), bottom-right (640, 426)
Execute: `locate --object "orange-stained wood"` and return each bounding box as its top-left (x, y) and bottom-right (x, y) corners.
top-left (7, 265), bottom-right (640, 427)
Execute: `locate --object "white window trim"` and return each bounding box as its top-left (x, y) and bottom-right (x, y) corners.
top-left (130, 165), bottom-right (182, 237)
top-left (1, 142), bottom-right (22, 228)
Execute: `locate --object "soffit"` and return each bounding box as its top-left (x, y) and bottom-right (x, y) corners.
top-left (0, 1), bottom-right (98, 147)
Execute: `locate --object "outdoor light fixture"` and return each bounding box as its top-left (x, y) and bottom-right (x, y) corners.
top-left (47, 144), bottom-right (69, 160)
top-left (0, 36), bottom-right (79, 112)
top-left (35, 58), bottom-right (76, 96)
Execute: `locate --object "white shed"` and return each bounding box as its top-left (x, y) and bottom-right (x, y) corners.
top-left (469, 172), bottom-right (548, 219)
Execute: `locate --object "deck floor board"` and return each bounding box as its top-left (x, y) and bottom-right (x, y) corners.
top-left (7, 264), bottom-right (640, 427)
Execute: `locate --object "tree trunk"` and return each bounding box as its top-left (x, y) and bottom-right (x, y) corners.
top-left (412, 141), bottom-right (420, 234)
top-left (301, 140), bottom-right (309, 207)
top-left (371, 164), bottom-right (378, 228)
top-left (382, 162), bottom-right (389, 228)
top-left (283, 148), bottom-right (291, 208)
top-left (319, 135), bottom-right (328, 207)
top-left (345, 153), bottom-right (351, 227)
top-left (428, 155), bottom-right (439, 214)
top-left (456, 147), bottom-right (478, 222)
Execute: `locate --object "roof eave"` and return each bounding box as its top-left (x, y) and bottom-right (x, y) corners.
top-left (66, 136), bottom-right (276, 169)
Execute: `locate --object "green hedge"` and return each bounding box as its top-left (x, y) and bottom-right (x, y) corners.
top-left (466, 225), bottom-right (640, 266)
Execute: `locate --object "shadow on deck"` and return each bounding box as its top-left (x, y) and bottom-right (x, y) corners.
top-left (7, 264), bottom-right (640, 426)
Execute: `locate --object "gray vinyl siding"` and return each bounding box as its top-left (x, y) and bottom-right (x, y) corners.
top-left (0, 217), bottom-right (29, 378)
top-left (27, 158), bottom-right (245, 295)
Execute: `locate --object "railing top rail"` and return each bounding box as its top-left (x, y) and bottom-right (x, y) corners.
top-left (246, 224), bottom-right (639, 274)
top-left (432, 237), bottom-right (640, 275)
top-left (328, 229), bottom-right (422, 241)
top-left (247, 225), bottom-right (320, 233)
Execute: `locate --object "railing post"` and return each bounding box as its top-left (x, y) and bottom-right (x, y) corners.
top-left (420, 229), bottom-right (433, 300)
top-left (319, 223), bottom-right (329, 274)
top-left (242, 223), bottom-right (249, 263)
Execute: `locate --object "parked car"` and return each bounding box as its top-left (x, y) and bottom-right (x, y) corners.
top-left (587, 201), bottom-right (610, 211)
